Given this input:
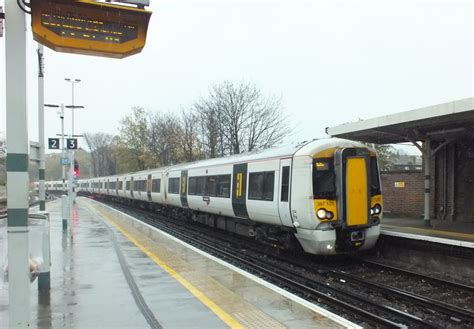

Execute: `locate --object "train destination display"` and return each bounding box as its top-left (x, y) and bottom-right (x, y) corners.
top-left (31, 0), bottom-right (152, 58)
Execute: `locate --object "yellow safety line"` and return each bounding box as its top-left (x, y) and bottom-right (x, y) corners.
top-left (383, 224), bottom-right (474, 240)
top-left (96, 208), bottom-right (243, 329)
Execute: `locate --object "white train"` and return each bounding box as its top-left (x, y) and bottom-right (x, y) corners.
top-left (47, 138), bottom-right (383, 255)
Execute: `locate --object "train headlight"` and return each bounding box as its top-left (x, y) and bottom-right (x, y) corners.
top-left (370, 204), bottom-right (382, 216)
top-left (374, 204), bottom-right (382, 214)
top-left (317, 208), bottom-right (334, 220)
top-left (317, 209), bottom-right (327, 219)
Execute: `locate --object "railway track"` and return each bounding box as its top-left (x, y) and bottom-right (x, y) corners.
top-left (99, 199), bottom-right (474, 328)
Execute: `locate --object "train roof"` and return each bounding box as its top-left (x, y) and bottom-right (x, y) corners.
top-left (167, 137), bottom-right (371, 172)
top-left (80, 138), bottom-right (372, 180)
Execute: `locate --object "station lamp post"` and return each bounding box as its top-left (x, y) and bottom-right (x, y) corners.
top-left (64, 78), bottom-right (81, 137)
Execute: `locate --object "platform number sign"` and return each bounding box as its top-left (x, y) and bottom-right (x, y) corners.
top-left (48, 138), bottom-right (60, 149)
top-left (67, 138), bottom-right (78, 150)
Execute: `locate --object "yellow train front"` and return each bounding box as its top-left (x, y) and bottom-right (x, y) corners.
top-left (291, 139), bottom-right (382, 254)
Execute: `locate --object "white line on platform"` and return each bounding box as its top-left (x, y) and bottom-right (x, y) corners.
top-left (381, 229), bottom-right (474, 249)
top-left (88, 198), bottom-right (362, 329)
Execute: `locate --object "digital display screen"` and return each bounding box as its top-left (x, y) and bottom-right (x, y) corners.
top-left (315, 160), bottom-right (330, 171)
top-left (41, 12), bottom-right (138, 44)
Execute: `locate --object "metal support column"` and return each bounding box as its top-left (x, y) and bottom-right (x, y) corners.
top-left (37, 45), bottom-right (45, 212)
top-left (68, 150), bottom-right (74, 237)
top-left (423, 140), bottom-right (431, 226)
top-left (60, 105), bottom-right (67, 230)
top-left (5, 0), bottom-right (30, 326)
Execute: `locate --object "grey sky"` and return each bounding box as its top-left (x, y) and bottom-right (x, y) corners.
top-left (0, 0), bottom-right (472, 155)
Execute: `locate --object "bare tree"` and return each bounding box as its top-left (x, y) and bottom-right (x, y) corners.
top-left (84, 132), bottom-right (117, 177)
top-left (193, 100), bottom-right (222, 158)
top-left (147, 112), bottom-right (184, 166)
top-left (246, 96), bottom-right (289, 151)
top-left (181, 110), bottom-right (203, 162)
top-left (193, 81), bottom-right (290, 156)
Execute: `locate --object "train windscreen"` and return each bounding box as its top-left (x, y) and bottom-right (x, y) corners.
top-left (313, 158), bottom-right (336, 199)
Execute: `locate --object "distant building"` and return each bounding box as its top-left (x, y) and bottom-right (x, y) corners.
top-left (387, 153), bottom-right (422, 172)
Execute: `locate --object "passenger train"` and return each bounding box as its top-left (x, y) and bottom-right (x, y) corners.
top-left (46, 138), bottom-right (383, 255)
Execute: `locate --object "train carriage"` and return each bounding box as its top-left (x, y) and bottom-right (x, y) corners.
top-left (73, 138), bottom-right (382, 255)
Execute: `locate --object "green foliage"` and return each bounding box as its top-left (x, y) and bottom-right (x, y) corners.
top-left (117, 107), bottom-right (150, 171)
top-left (45, 150), bottom-right (92, 180)
top-left (372, 144), bottom-right (395, 171)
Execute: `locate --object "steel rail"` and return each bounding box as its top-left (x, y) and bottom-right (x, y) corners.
top-left (358, 259), bottom-right (474, 294)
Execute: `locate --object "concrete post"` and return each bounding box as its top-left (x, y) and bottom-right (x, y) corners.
top-left (37, 44), bottom-right (46, 211)
top-left (38, 212), bottom-right (50, 291)
top-left (424, 140), bottom-right (431, 226)
top-left (5, 0), bottom-right (30, 326)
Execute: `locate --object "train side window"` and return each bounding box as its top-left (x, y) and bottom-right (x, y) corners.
top-left (188, 177), bottom-right (196, 195)
top-left (281, 166), bottom-right (290, 202)
top-left (118, 181), bottom-right (123, 190)
top-left (168, 177), bottom-right (180, 194)
top-left (197, 177), bottom-right (205, 195)
top-left (263, 172), bottom-right (274, 201)
top-left (249, 172), bottom-right (264, 200)
top-left (152, 179), bottom-right (161, 193)
top-left (134, 180), bottom-right (140, 191)
top-left (249, 171), bottom-right (275, 201)
top-left (126, 181), bottom-right (130, 191)
top-left (217, 175), bottom-right (231, 198)
top-left (205, 176), bottom-right (218, 196)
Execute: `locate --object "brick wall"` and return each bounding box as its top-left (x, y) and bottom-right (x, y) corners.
top-left (380, 171), bottom-right (424, 218)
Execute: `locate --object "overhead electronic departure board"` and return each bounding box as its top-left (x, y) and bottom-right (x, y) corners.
top-left (31, 0), bottom-right (152, 59)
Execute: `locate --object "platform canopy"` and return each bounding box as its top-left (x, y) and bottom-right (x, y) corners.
top-left (325, 97), bottom-right (474, 144)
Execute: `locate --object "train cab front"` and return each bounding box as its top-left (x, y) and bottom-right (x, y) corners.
top-left (295, 146), bottom-right (382, 255)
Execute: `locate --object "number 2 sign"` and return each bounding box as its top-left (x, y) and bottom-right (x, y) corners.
top-left (48, 138), bottom-right (60, 149)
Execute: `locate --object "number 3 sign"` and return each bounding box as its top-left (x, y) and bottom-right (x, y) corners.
top-left (67, 138), bottom-right (78, 150)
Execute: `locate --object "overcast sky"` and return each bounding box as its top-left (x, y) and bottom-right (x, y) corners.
top-left (0, 0), bottom-right (472, 155)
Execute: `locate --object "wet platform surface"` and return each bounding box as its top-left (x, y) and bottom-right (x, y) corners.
top-left (381, 217), bottom-right (474, 248)
top-left (0, 198), bottom-right (356, 328)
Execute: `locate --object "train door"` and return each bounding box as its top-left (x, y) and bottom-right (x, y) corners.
top-left (130, 177), bottom-right (134, 198)
top-left (147, 174), bottom-right (152, 202)
top-left (232, 163), bottom-right (249, 218)
top-left (278, 158), bottom-right (293, 227)
top-left (116, 178), bottom-right (119, 195)
top-left (336, 148), bottom-right (370, 227)
top-left (180, 170), bottom-right (188, 207)
top-left (107, 179), bottom-right (109, 194)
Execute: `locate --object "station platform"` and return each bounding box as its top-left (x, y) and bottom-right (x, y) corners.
top-left (0, 197), bottom-right (357, 328)
top-left (381, 217), bottom-right (474, 248)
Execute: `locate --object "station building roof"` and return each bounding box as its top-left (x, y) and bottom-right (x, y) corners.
top-left (325, 97), bottom-right (474, 144)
